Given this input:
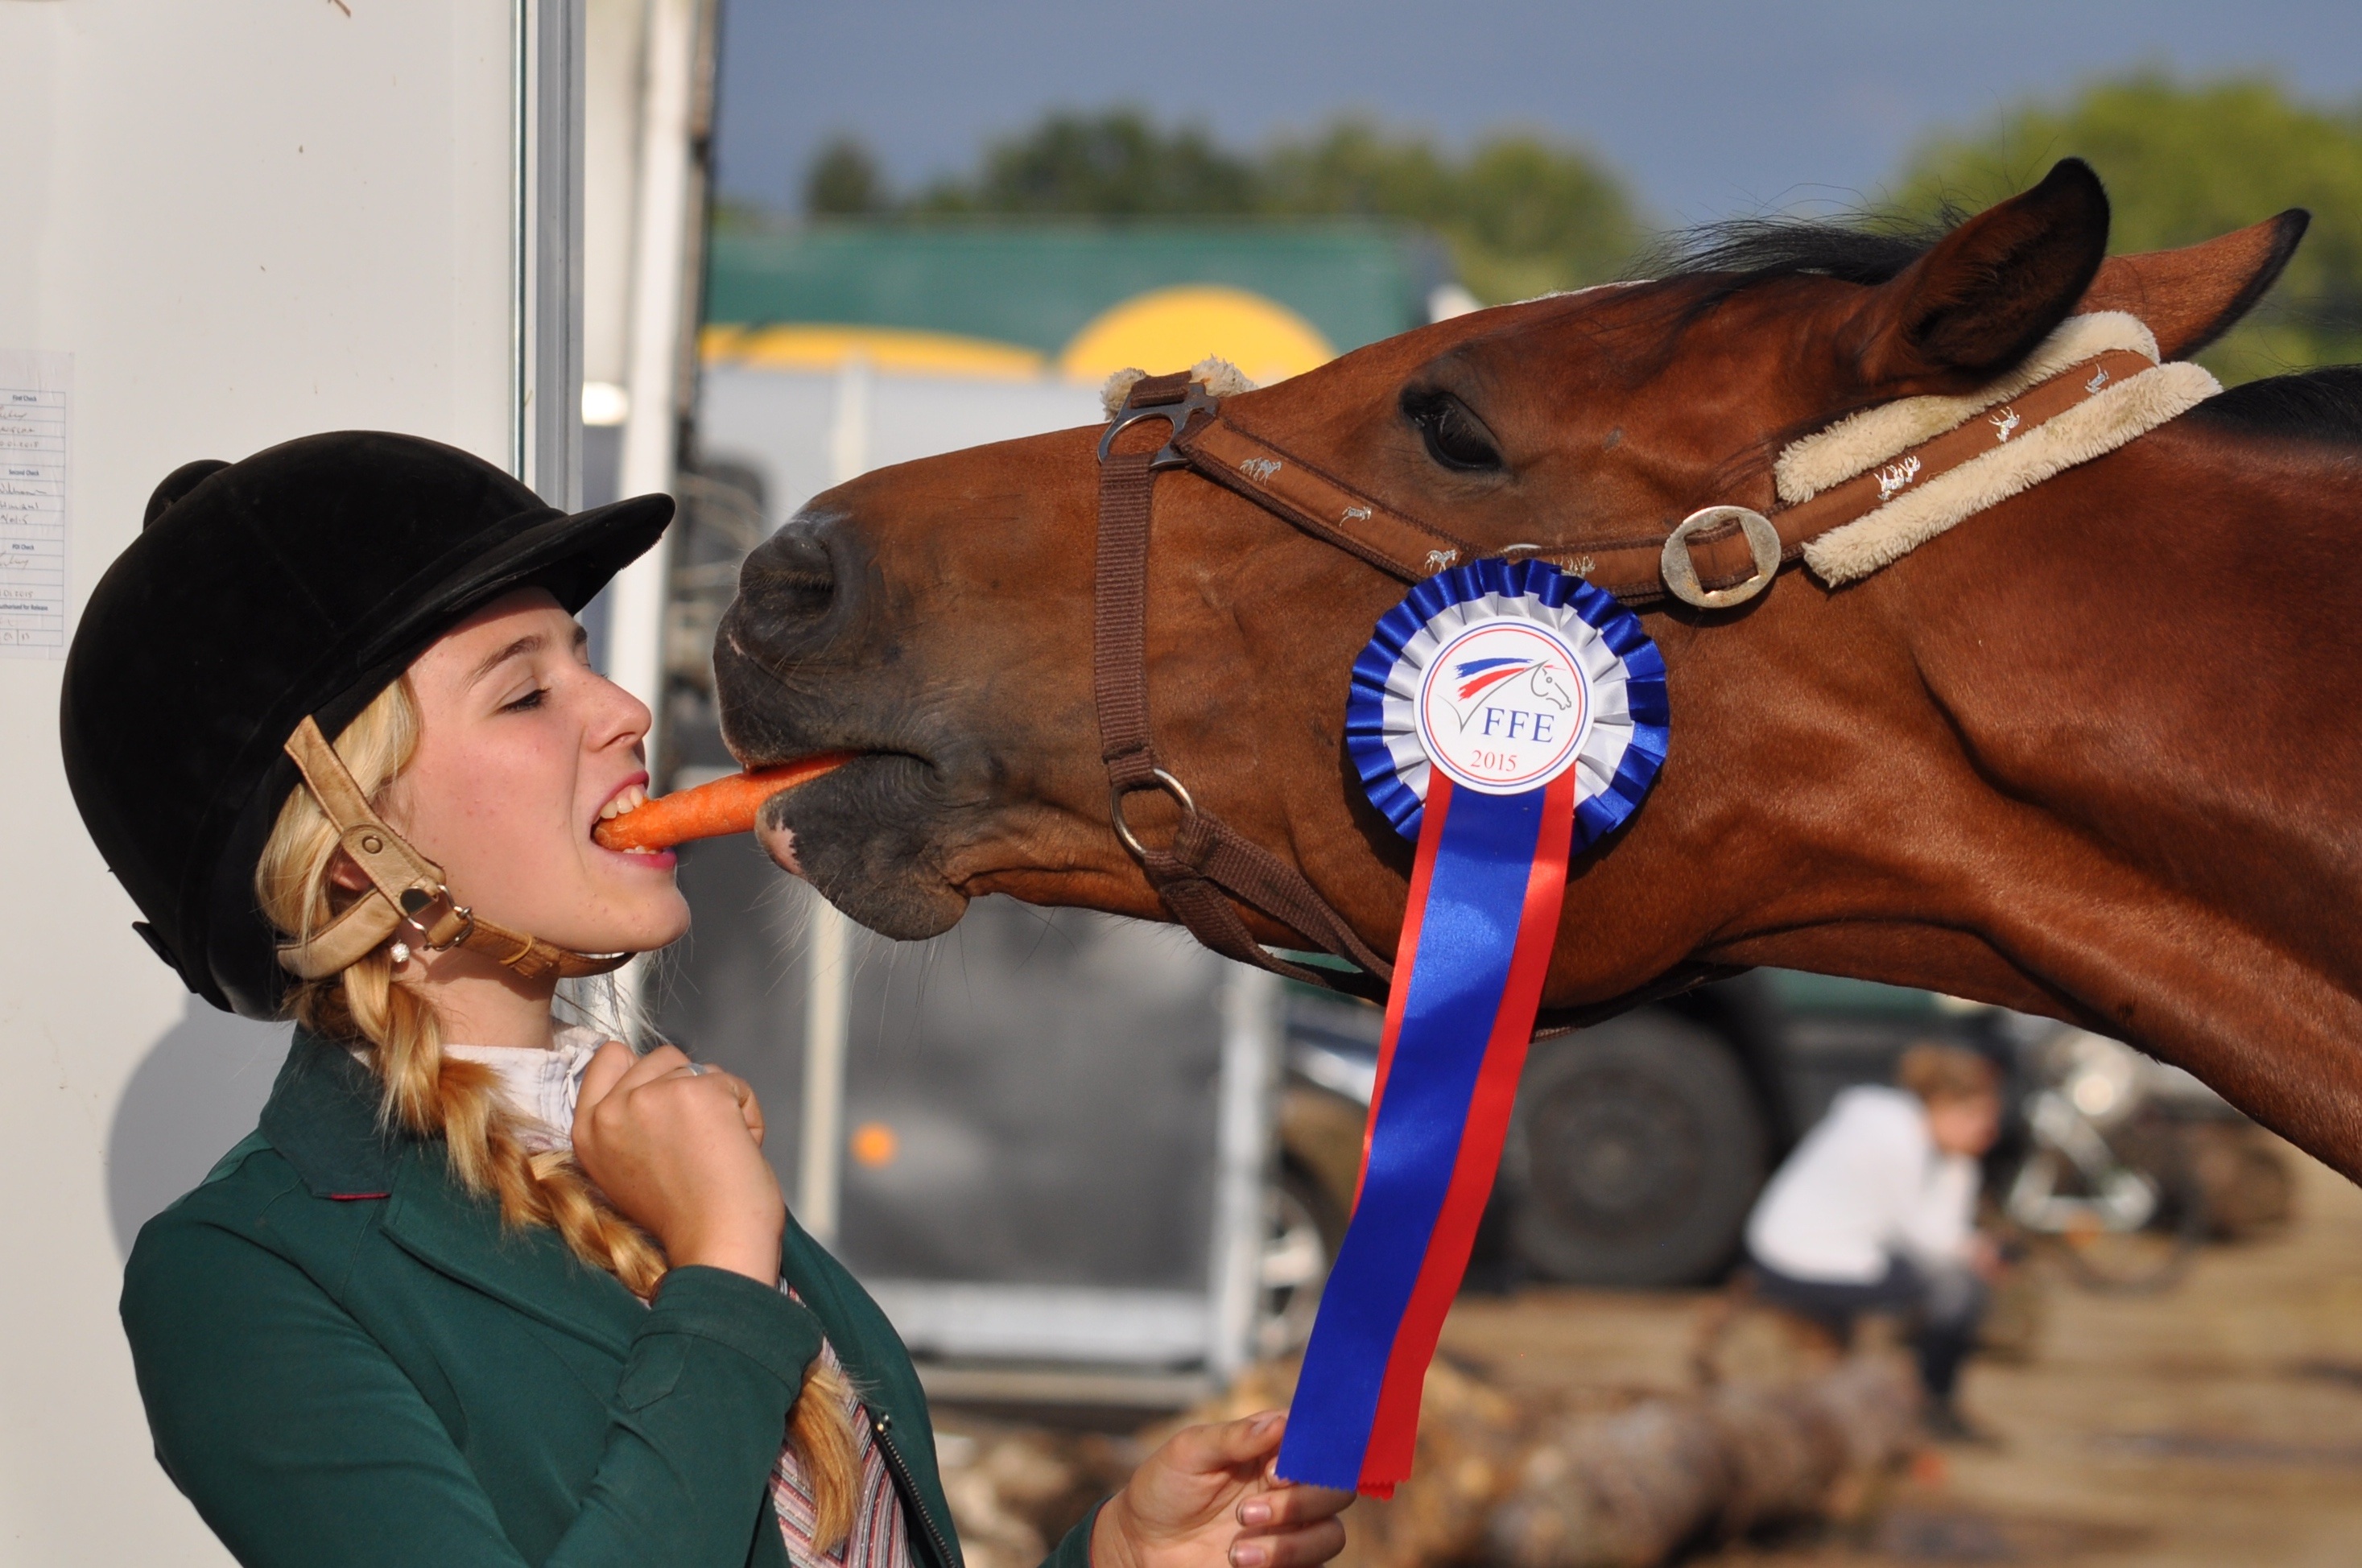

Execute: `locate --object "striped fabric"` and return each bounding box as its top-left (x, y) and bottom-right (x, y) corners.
top-left (767, 1307), bottom-right (911, 1568)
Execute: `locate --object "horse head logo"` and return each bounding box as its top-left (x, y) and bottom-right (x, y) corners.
top-left (1438, 654), bottom-right (1575, 733)
top-left (1526, 663), bottom-right (1575, 712)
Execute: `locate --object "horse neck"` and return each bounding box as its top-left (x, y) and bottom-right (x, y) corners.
top-left (1977, 416), bottom-right (2362, 593)
top-left (2139, 416), bottom-right (2362, 530)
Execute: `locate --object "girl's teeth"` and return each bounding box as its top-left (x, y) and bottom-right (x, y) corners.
top-left (599, 784), bottom-right (650, 821)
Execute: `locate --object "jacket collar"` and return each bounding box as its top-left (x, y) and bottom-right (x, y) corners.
top-left (258, 1029), bottom-right (407, 1198)
top-left (260, 1030), bottom-right (643, 1351)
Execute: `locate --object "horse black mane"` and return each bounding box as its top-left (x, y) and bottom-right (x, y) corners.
top-left (1646, 213), bottom-right (2362, 445)
top-left (2194, 366), bottom-right (2362, 444)
top-left (1645, 215), bottom-right (1944, 291)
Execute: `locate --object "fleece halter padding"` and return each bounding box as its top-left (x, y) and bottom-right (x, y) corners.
top-left (1777, 312), bottom-right (2222, 584)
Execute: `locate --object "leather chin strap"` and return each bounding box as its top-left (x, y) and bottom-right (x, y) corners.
top-left (275, 716), bottom-right (631, 984)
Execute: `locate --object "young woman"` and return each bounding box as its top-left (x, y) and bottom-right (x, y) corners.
top-left (63, 433), bottom-right (1352, 1568)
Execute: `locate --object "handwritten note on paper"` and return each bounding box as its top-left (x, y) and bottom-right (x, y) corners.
top-left (0, 351), bottom-right (70, 660)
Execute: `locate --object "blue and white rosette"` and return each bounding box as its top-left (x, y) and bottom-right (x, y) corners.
top-left (1280, 555), bottom-right (1670, 1496)
top-left (1346, 556), bottom-right (1670, 847)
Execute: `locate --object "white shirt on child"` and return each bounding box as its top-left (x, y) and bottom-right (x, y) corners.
top-left (1744, 1084), bottom-right (1980, 1283)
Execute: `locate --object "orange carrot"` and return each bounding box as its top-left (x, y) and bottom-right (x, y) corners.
top-left (593, 753), bottom-right (855, 851)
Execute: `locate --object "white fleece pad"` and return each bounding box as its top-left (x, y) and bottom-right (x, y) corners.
top-left (1100, 357), bottom-right (1257, 419)
top-left (1773, 312), bottom-right (2220, 586)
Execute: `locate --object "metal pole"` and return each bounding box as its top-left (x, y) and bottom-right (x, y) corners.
top-left (605, 0), bottom-right (700, 786)
top-left (518, 0), bottom-right (585, 505)
top-left (600, 0), bottom-right (704, 1037)
top-left (1208, 964), bottom-right (1282, 1382)
top-left (796, 355), bottom-right (870, 1245)
top-left (798, 891), bottom-right (852, 1246)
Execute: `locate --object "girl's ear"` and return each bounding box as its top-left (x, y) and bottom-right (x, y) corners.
top-left (326, 846), bottom-right (372, 894)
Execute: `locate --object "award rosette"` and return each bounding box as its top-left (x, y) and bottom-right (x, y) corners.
top-left (1278, 557), bottom-right (1668, 1496)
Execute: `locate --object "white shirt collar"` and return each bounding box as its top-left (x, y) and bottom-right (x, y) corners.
top-left (440, 1024), bottom-right (609, 1152)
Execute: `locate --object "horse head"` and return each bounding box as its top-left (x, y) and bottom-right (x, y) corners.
top-left (713, 160), bottom-right (2362, 1170)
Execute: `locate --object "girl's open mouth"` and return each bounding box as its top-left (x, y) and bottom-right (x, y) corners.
top-left (590, 753), bottom-right (857, 853)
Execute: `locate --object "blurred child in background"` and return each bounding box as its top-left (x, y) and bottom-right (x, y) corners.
top-left (1745, 1044), bottom-right (2005, 1442)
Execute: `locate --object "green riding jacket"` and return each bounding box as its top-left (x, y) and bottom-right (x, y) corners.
top-left (121, 1031), bottom-right (1100, 1568)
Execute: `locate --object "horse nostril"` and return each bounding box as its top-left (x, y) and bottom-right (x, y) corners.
top-left (739, 522), bottom-right (836, 621)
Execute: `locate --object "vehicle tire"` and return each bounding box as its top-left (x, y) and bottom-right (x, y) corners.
top-left (1506, 1011), bottom-right (1769, 1287)
top-left (1256, 1162), bottom-right (1339, 1359)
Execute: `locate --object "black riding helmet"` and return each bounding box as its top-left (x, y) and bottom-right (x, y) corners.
top-left (60, 431), bottom-right (673, 1020)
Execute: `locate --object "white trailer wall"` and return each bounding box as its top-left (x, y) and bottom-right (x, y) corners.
top-left (0, 5), bottom-right (566, 1558)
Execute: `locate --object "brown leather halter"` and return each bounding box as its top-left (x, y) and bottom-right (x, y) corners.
top-left (1093, 349), bottom-right (2156, 998)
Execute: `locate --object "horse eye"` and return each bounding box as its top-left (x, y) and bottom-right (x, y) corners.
top-left (1402, 390), bottom-right (1503, 472)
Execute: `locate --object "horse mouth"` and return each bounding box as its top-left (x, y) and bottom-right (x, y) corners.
top-left (715, 636), bottom-right (981, 942)
top-left (744, 754), bottom-right (972, 939)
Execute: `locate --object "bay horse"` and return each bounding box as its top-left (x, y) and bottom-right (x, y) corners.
top-left (711, 159), bottom-right (2362, 1182)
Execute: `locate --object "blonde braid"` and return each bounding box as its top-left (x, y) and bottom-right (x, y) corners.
top-left (256, 678), bottom-right (861, 1547)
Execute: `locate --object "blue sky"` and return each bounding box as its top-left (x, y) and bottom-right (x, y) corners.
top-left (714, 0), bottom-right (2362, 225)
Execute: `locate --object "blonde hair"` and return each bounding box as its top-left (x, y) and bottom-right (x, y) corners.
top-left (1897, 1042), bottom-right (2000, 1106)
top-left (256, 678), bottom-right (860, 1546)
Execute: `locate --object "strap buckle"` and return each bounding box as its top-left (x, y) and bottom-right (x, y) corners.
top-left (1097, 380), bottom-right (1220, 472)
top-left (397, 885), bottom-right (475, 951)
top-left (1109, 768), bottom-right (1200, 861)
top-left (1661, 505), bottom-right (1782, 609)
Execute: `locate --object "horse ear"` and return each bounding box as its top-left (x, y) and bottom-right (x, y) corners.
top-left (2076, 210), bottom-right (2310, 359)
top-left (1846, 159), bottom-right (2111, 392)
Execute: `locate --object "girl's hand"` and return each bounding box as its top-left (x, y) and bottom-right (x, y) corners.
top-left (571, 1041), bottom-right (783, 1285)
top-left (1094, 1413), bottom-right (1352, 1568)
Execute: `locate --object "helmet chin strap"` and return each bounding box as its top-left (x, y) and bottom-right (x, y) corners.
top-left (274, 716), bottom-right (631, 984)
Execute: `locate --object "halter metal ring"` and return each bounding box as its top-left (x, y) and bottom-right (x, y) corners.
top-left (1109, 768), bottom-right (1198, 861)
top-left (1097, 381), bottom-right (1218, 471)
top-left (1661, 505), bottom-right (1782, 609)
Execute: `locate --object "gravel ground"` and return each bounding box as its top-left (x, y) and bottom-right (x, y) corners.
top-left (1438, 1140), bottom-right (2362, 1567)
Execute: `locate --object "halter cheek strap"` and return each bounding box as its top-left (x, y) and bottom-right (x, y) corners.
top-left (274, 716), bottom-right (630, 984)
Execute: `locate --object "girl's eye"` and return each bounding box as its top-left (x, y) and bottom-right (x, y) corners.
top-left (502, 686), bottom-right (547, 713)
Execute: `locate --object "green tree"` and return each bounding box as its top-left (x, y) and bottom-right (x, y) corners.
top-left (801, 110), bottom-right (1641, 304)
top-left (915, 109), bottom-right (1258, 217)
top-left (1889, 73), bottom-right (2362, 382)
top-left (1259, 120), bottom-right (1639, 303)
top-left (805, 135), bottom-right (885, 217)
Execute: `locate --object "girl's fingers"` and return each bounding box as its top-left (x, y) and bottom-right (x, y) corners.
top-left (664, 1063), bottom-right (768, 1143)
top-left (1167, 1411), bottom-right (1286, 1477)
top-left (613, 1042), bottom-right (690, 1092)
top-left (1237, 1483), bottom-right (1353, 1529)
top-left (577, 1044), bottom-right (692, 1143)
top-left (575, 1039), bottom-right (638, 1114)
top-left (1231, 1521), bottom-right (1347, 1568)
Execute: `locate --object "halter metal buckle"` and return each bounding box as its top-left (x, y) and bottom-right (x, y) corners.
top-left (1661, 505), bottom-right (1782, 609)
top-left (1109, 769), bottom-right (1200, 861)
top-left (1097, 382), bottom-right (1220, 471)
